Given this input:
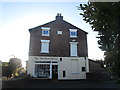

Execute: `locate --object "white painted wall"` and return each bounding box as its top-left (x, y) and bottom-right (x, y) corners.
top-left (58, 57), bottom-right (86, 80)
top-left (86, 57), bottom-right (89, 73)
top-left (27, 56), bottom-right (35, 77)
top-left (27, 56), bottom-right (89, 80)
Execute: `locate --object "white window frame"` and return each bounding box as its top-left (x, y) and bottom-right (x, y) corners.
top-left (69, 29), bottom-right (77, 38)
top-left (70, 42), bottom-right (78, 56)
top-left (57, 31), bottom-right (62, 35)
top-left (41, 27), bottom-right (50, 36)
top-left (41, 40), bottom-right (50, 53)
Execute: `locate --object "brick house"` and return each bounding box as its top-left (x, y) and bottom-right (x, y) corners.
top-left (27, 14), bottom-right (89, 80)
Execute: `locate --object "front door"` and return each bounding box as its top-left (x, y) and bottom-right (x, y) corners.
top-left (52, 65), bottom-right (58, 79)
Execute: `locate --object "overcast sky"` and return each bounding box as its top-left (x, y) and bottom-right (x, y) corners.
top-left (0, 1), bottom-right (104, 67)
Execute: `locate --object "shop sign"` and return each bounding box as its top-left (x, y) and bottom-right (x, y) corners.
top-left (34, 57), bottom-right (58, 60)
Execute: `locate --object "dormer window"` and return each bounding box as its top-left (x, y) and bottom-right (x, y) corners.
top-left (69, 29), bottom-right (77, 38)
top-left (41, 27), bottom-right (50, 36)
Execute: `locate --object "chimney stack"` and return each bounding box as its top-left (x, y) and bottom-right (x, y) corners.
top-left (56, 13), bottom-right (63, 20)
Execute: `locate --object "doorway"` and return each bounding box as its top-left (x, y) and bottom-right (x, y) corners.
top-left (52, 65), bottom-right (58, 79)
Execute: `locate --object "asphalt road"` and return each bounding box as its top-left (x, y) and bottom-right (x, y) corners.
top-left (26, 79), bottom-right (120, 88)
top-left (2, 78), bottom-right (120, 89)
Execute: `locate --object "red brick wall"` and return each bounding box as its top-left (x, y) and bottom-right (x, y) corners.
top-left (29, 18), bottom-right (88, 57)
top-left (89, 60), bottom-right (106, 73)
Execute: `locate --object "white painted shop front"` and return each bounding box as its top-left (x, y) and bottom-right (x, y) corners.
top-left (27, 56), bottom-right (89, 80)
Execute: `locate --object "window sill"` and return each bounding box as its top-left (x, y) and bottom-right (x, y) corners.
top-left (70, 36), bottom-right (77, 38)
top-left (41, 52), bottom-right (49, 53)
top-left (42, 35), bottom-right (50, 36)
top-left (70, 56), bottom-right (78, 57)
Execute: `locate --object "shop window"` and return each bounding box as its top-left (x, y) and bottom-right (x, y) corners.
top-left (35, 64), bottom-right (50, 78)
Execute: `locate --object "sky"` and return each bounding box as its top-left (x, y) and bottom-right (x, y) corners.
top-left (0, 1), bottom-right (104, 67)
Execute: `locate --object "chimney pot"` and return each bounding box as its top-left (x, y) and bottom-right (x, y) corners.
top-left (57, 13), bottom-right (59, 16)
top-left (56, 13), bottom-right (63, 20)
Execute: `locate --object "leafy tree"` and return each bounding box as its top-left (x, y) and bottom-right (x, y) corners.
top-left (2, 62), bottom-right (12, 79)
top-left (78, 2), bottom-right (120, 78)
top-left (9, 58), bottom-right (22, 77)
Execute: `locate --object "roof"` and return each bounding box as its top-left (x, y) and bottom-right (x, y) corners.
top-left (29, 14), bottom-right (88, 34)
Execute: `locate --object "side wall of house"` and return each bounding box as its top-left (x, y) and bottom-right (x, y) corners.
top-left (29, 20), bottom-right (88, 57)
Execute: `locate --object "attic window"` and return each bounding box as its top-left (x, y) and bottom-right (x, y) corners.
top-left (69, 29), bottom-right (77, 38)
top-left (57, 31), bottom-right (62, 35)
top-left (41, 27), bottom-right (50, 36)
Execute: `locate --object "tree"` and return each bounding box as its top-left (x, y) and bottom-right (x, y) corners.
top-left (2, 62), bottom-right (12, 79)
top-left (2, 66), bottom-right (12, 79)
top-left (9, 58), bottom-right (22, 77)
top-left (78, 2), bottom-right (120, 78)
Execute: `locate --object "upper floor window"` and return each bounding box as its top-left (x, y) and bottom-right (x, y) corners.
top-left (41, 27), bottom-right (50, 36)
top-left (69, 29), bottom-right (77, 38)
top-left (57, 31), bottom-right (62, 35)
top-left (70, 42), bottom-right (78, 56)
top-left (41, 40), bottom-right (50, 53)
top-left (70, 32), bottom-right (76, 36)
top-left (43, 30), bottom-right (49, 35)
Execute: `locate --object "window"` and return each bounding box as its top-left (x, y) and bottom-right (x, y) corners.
top-left (35, 64), bottom-right (50, 78)
top-left (41, 27), bottom-right (50, 36)
top-left (41, 40), bottom-right (50, 53)
top-left (70, 32), bottom-right (76, 36)
top-left (69, 29), bottom-right (77, 38)
top-left (43, 30), bottom-right (49, 35)
top-left (82, 67), bottom-right (85, 72)
top-left (57, 31), bottom-right (62, 35)
top-left (60, 58), bottom-right (62, 61)
top-left (70, 42), bottom-right (78, 56)
top-left (63, 71), bottom-right (66, 77)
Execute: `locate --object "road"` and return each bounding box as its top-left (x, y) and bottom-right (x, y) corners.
top-left (26, 79), bottom-right (119, 88)
top-left (2, 78), bottom-right (120, 88)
